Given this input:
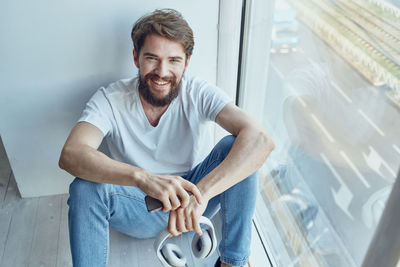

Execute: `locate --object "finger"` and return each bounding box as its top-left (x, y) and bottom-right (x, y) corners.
top-left (192, 212), bottom-right (203, 236)
top-left (161, 195), bottom-right (172, 212)
top-left (168, 211), bottom-right (180, 237)
top-left (169, 193), bottom-right (181, 210)
top-left (182, 180), bottom-right (203, 205)
top-left (176, 208), bottom-right (187, 233)
top-left (177, 188), bottom-right (190, 208)
top-left (184, 208), bottom-right (193, 231)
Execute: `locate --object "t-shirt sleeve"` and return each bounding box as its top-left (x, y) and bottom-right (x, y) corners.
top-left (77, 88), bottom-right (114, 137)
top-left (197, 81), bottom-right (233, 122)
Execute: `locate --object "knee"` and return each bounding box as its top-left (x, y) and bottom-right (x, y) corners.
top-left (247, 171), bottom-right (259, 189)
top-left (240, 171), bottom-right (259, 191)
top-left (219, 135), bottom-right (235, 147)
top-left (234, 171), bottom-right (259, 206)
top-left (68, 178), bottom-right (108, 208)
top-left (215, 135), bottom-right (236, 157)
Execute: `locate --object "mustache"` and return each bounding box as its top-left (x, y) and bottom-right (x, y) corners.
top-left (144, 73), bottom-right (175, 83)
top-left (137, 70), bottom-right (181, 107)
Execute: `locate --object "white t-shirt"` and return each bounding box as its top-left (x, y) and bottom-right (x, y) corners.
top-left (78, 74), bottom-right (232, 176)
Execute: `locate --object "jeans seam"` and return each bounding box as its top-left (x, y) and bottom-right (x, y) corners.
top-left (203, 157), bottom-right (225, 254)
top-left (104, 191), bottom-right (110, 267)
top-left (103, 222), bottom-right (107, 267)
top-left (221, 191), bottom-right (226, 257)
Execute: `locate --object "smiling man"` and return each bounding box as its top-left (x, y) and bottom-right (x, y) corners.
top-left (59, 9), bottom-right (274, 267)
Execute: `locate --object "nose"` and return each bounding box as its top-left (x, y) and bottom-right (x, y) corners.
top-left (154, 60), bottom-right (169, 78)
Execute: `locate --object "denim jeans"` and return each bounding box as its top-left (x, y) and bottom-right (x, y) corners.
top-left (67, 135), bottom-right (258, 267)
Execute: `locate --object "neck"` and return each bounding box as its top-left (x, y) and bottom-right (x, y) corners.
top-left (139, 94), bottom-right (169, 127)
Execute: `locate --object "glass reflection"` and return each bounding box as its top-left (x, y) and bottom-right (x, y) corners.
top-left (258, 0), bottom-right (400, 266)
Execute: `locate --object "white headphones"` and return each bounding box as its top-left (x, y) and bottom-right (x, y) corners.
top-left (154, 216), bottom-right (217, 267)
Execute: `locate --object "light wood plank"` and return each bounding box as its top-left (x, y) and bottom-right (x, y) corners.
top-left (56, 194), bottom-right (72, 267)
top-left (0, 172), bottom-right (18, 264)
top-left (0, 209), bottom-right (12, 264)
top-left (0, 160), bottom-right (11, 203)
top-left (1, 172), bottom-right (19, 210)
top-left (136, 236), bottom-right (164, 267)
top-left (0, 136), bottom-right (12, 202)
top-left (109, 227), bottom-right (139, 267)
top-left (1, 197), bottom-right (39, 267)
top-left (0, 190), bottom-right (12, 264)
top-left (28, 195), bottom-right (63, 267)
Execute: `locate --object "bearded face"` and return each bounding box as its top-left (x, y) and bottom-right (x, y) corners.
top-left (133, 35), bottom-right (190, 107)
top-left (137, 71), bottom-right (182, 107)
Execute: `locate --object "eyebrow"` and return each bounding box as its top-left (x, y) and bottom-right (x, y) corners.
top-left (143, 52), bottom-right (183, 61)
top-left (143, 52), bottom-right (158, 57)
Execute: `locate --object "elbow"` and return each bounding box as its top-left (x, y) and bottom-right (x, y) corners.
top-left (58, 151), bottom-right (66, 171)
top-left (267, 134), bottom-right (275, 152)
top-left (259, 129), bottom-right (275, 155)
top-left (58, 146), bottom-right (72, 171)
top-left (58, 159), bottom-right (64, 170)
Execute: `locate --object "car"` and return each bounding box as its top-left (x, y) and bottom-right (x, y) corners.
top-left (271, 0), bottom-right (300, 54)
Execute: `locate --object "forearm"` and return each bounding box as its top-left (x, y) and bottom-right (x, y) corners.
top-left (59, 144), bottom-right (144, 186)
top-left (197, 128), bottom-right (274, 200)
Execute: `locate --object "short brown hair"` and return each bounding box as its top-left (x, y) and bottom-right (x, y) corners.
top-left (131, 9), bottom-right (194, 59)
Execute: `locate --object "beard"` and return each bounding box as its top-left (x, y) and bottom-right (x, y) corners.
top-left (137, 71), bottom-right (182, 107)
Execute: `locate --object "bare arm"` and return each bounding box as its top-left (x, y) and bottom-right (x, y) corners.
top-left (59, 122), bottom-right (140, 186)
top-left (196, 103), bottom-right (275, 200)
top-left (59, 121), bottom-right (202, 211)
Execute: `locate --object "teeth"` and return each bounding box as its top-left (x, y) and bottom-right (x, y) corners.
top-left (153, 79), bottom-right (168, 85)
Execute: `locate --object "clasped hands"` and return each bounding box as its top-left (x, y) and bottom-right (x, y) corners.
top-left (137, 171), bottom-right (209, 237)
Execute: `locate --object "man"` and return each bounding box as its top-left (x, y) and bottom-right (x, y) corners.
top-left (59, 8), bottom-right (274, 267)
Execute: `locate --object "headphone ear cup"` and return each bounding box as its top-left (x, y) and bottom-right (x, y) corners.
top-left (161, 243), bottom-right (187, 267)
top-left (192, 231), bottom-right (212, 258)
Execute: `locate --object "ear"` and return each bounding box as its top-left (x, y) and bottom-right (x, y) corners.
top-left (184, 55), bottom-right (191, 69)
top-left (133, 49), bottom-right (140, 68)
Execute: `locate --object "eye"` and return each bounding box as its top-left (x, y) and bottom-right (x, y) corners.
top-left (170, 58), bottom-right (181, 63)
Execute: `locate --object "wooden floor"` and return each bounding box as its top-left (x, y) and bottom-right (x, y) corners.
top-left (0, 138), bottom-right (220, 267)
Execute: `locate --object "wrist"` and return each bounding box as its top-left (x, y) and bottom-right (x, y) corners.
top-left (129, 166), bottom-right (148, 187)
top-left (197, 182), bottom-right (214, 202)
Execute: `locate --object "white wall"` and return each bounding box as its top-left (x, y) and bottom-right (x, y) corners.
top-left (0, 0), bottom-right (219, 197)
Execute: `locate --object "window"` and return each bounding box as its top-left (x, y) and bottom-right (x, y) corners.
top-left (236, 0), bottom-right (400, 266)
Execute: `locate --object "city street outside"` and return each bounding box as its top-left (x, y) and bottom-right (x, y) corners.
top-left (258, 0), bottom-right (400, 266)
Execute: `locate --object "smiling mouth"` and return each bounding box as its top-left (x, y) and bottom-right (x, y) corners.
top-left (145, 73), bottom-right (175, 90)
top-left (151, 79), bottom-right (169, 86)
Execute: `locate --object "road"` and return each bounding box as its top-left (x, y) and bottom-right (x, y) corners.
top-left (263, 20), bottom-right (400, 266)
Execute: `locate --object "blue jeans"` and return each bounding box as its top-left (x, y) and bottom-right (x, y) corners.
top-left (67, 135), bottom-right (258, 267)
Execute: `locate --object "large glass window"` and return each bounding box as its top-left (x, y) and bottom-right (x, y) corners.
top-left (243, 0), bottom-right (400, 266)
